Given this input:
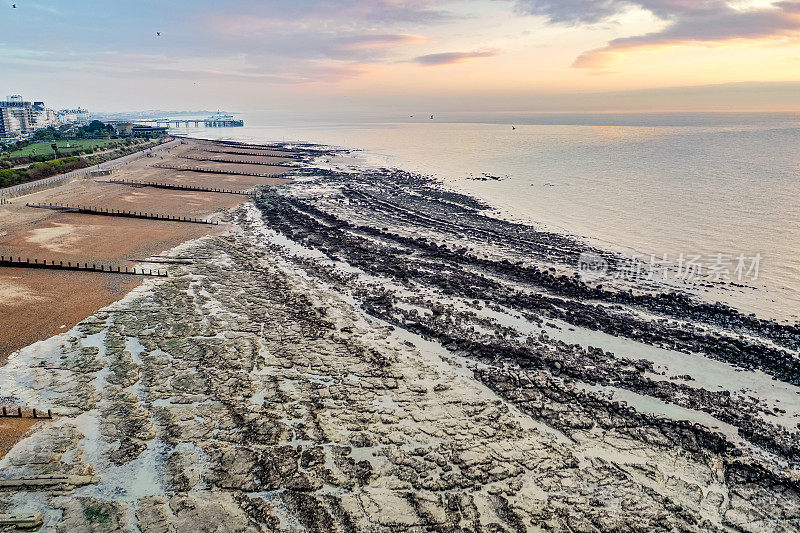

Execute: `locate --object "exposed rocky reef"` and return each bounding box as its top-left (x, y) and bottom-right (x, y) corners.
top-left (0, 149), bottom-right (798, 531)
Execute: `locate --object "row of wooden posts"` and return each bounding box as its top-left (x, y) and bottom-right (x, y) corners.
top-left (110, 179), bottom-right (252, 195)
top-left (210, 141), bottom-right (309, 153)
top-left (1, 406), bottom-right (53, 419)
top-left (199, 148), bottom-right (300, 158)
top-left (0, 141), bottom-right (254, 280)
top-left (25, 202), bottom-right (218, 225)
top-left (193, 149), bottom-right (290, 160)
top-left (150, 163), bottom-right (277, 178)
top-left (0, 256), bottom-right (167, 277)
top-left (178, 155), bottom-right (292, 167)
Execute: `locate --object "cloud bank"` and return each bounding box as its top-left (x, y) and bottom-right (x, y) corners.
top-left (414, 50), bottom-right (498, 65)
top-left (516, 0), bottom-right (800, 67)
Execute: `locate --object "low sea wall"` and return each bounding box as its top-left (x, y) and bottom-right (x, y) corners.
top-left (0, 139), bottom-right (180, 198)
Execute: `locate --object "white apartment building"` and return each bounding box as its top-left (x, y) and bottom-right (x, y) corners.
top-left (57, 108), bottom-right (90, 125)
top-left (0, 95), bottom-right (37, 141)
top-left (32, 102), bottom-right (59, 129)
top-left (0, 95), bottom-right (64, 141)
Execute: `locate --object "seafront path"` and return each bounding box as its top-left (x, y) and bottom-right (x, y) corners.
top-left (0, 139), bottom-right (180, 197)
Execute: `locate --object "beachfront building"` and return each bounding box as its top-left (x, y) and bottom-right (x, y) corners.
top-left (57, 108), bottom-right (90, 125)
top-left (32, 102), bottom-right (59, 129)
top-left (0, 95), bottom-right (63, 141)
top-left (112, 122), bottom-right (134, 136)
top-left (0, 95), bottom-right (37, 142)
top-left (130, 124), bottom-right (169, 137)
top-left (110, 122), bottom-right (166, 137)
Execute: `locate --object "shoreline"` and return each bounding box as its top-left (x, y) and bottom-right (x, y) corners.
top-left (181, 120), bottom-right (800, 325)
top-left (0, 137), bottom-right (798, 529)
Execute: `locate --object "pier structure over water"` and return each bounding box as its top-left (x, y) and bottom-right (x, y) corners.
top-left (136, 112), bottom-right (244, 128)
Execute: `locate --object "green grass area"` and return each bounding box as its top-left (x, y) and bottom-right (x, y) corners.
top-left (3, 139), bottom-right (119, 158)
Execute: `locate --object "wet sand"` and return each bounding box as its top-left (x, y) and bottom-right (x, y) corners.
top-left (0, 269), bottom-right (141, 358)
top-left (0, 418), bottom-right (39, 460)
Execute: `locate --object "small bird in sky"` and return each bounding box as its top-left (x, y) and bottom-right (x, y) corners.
top-left (12, 3), bottom-right (17, 7)
top-left (156, 31), bottom-right (161, 36)
top-left (430, 114), bottom-right (434, 120)
top-left (512, 125), bottom-right (516, 130)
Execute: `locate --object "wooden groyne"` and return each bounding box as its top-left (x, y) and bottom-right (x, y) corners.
top-left (25, 202), bottom-right (219, 225)
top-left (199, 148), bottom-right (304, 158)
top-left (211, 140), bottom-right (314, 153)
top-left (0, 256), bottom-right (167, 277)
top-left (0, 513), bottom-right (43, 528)
top-left (109, 179), bottom-right (252, 195)
top-left (150, 163), bottom-right (280, 178)
top-left (0, 406), bottom-right (53, 419)
top-left (176, 155), bottom-right (294, 167)
top-left (178, 155), bottom-right (293, 167)
top-left (0, 474), bottom-right (98, 490)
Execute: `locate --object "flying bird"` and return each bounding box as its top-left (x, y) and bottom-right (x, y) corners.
top-left (512, 125), bottom-right (516, 130)
top-left (156, 31), bottom-right (161, 36)
top-left (12, 3), bottom-right (17, 7)
top-left (430, 115), bottom-right (434, 120)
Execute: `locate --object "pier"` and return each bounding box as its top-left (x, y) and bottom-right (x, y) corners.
top-left (138, 119), bottom-right (244, 127)
top-left (136, 113), bottom-right (244, 128)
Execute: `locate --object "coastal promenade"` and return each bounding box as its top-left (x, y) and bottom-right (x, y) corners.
top-left (0, 138), bottom-right (180, 197)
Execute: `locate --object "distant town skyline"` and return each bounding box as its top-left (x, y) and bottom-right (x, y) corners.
top-left (3, 0), bottom-right (800, 115)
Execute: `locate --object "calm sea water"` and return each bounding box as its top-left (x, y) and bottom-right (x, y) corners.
top-left (170, 112), bottom-right (800, 322)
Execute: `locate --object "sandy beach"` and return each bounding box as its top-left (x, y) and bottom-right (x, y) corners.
top-left (0, 139), bottom-right (294, 362)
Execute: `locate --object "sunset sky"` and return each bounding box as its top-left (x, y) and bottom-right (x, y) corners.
top-left (3, 0), bottom-right (800, 114)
